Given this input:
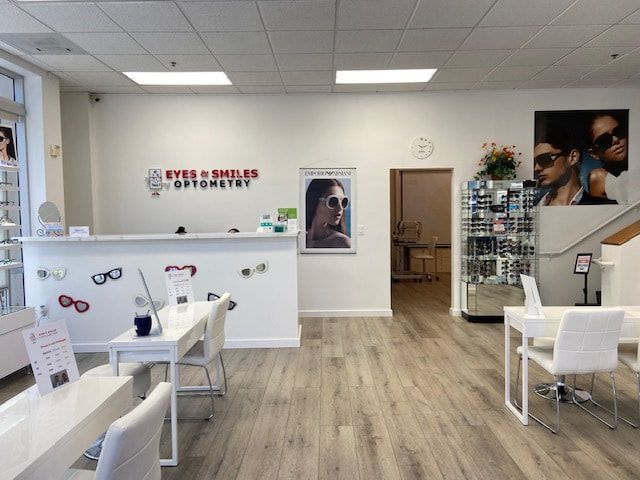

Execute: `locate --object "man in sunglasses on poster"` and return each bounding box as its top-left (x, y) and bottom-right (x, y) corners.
top-left (534, 117), bottom-right (598, 206)
top-left (585, 112), bottom-right (628, 204)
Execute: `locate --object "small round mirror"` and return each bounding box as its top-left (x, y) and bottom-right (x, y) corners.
top-left (38, 201), bottom-right (61, 223)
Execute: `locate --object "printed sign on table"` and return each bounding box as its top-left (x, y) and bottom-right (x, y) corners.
top-left (22, 320), bottom-right (79, 396)
top-left (165, 269), bottom-right (194, 306)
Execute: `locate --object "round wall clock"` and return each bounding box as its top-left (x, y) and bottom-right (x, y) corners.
top-left (410, 136), bottom-right (434, 159)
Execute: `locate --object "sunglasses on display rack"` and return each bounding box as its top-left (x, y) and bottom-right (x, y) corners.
top-left (238, 261), bottom-right (269, 278)
top-left (91, 267), bottom-right (122, 285)
top-left (592, 125), bottom-right (627, 151)
top-left (58, 295), bottom-right (90, 313)
top-left (0, 201), bottom-right (15, 207)
top-left (207, 292), bottom-right (237, 310)
top-left (319, 195), bottom-right (349, 210)
top-left (164, 265), bottom-right (197, 276)
top-left (534, 152), bottom-right (564, 169)
top-left (36, 267), bottom-right (67, 280)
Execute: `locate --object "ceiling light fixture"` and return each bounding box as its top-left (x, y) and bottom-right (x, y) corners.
top-left (335, 69), bottom-right (437, 84)
top-left (122, 71), bottom-right (232, 86)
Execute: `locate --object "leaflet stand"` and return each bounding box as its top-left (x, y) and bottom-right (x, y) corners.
top-left (573, 253), bottom-right (599, 306)
top-left (521, 274), bottom-right (544, 318)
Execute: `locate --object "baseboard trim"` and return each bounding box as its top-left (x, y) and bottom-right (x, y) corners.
top-left (224, 337), bottom-right (301, 349)
top-left (449, 308), bottom-right (462, 317)
top-left (298, 309), bottom-right (393, 318)
top-left (73, 342), bottom-right (108, 353)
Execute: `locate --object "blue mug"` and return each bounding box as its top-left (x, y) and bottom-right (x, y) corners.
top-left (134, 314), bottom-right (152, 336)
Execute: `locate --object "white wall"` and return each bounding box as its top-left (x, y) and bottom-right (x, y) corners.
top-left (61, 88), bottom-right (640, 314)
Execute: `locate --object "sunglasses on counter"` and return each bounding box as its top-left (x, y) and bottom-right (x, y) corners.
top-left (592, 125), bottom-right (627, 152)
top-left (164, 265), bottom-right (197, 276)
top-left (58, 294), bottom-right (90, 313)
top-left (534, 152), bottom-right (564, 169)
top-left (319, 195), bottom-right (349, 210)
top-left (208, 292), bottom-right (237, 310)
top-left (92, 267), bottom-right (122, 285)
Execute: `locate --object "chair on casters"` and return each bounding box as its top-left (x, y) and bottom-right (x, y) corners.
top-left (63, 382), bottom-right (171, 480)
top-left (162, 293), bottom-right (231, 420)
top-left (514, 308), bottom-right (624, 433)
top-left (410, 235), bottom-right (439, 282)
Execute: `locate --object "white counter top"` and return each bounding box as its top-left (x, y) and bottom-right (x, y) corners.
top-left (18, 231), bottom-right (299, 243)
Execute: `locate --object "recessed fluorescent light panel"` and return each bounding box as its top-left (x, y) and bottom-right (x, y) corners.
top-left (123, 72), bottom-right (232, 86)
top-left (335, 69), bottom-right (437, 84)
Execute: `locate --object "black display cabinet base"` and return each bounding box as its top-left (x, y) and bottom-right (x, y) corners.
top-left (462, 311), bottom-right (503, 323)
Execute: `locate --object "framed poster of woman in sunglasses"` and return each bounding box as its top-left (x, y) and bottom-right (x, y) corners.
top-left (0, 124), bottom-right (17, 168)
top-left (299, 167), bottom-right (356, 253)
top-left (534, 109), bottom-right (628, 206)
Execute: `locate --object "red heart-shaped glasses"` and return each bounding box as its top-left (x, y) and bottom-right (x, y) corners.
top-left (58, 295), bottom-right (90, 313)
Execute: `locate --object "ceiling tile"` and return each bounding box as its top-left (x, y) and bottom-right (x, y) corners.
top-left (98, 2), bottom-right (192, 33)
top-left (54, 72), bottom-right (80, 87)
top-left (621, 9), bottom-right (640, 24)
top-left (333, 52), bottom-right (393, 69)
top-left (281, 70), bottom-right (332, 85)
top-left (33, 55), bottom-right (110, 72)
top-left (0, 5), bottom-right (51, 33)
top-left (532, 65), bottom-right (595, 80)
top-left (398, 28), bottom-right (470, 52)
top-left (178, 2), bottom-right (263, 32)
top-left (425, 82), bottom-right (476, 91)
top-left (334, 83), bottom-right (425, 92)
top-left (389, 51), bottom-right (453, 68)
top-left (95, 54), bottom-right (166, 72)
top-left (189, 85), bottom-right (240, 94)
top-left (431, 67), bottom-right (492, 82)
top-left (60, 86), bottom-right (92, 93)
top-left (338, 0), bottom-right (416, 30)
top-left (484, 65), bottom-right (544, 81)
top-left (445, 49), bottom-right (513, 68)
top-left (524, 25), bottom-right (609, 48)
top-left (154, 55), bottom-right (221, 71)
top-left (142, 86), bottom-right (194, 94)
top-left (81, 86), bottom-right (146, 94)
top-left (555, 47), bottom-right (633, 65)
top-left (130, 33), bottom-right (208, 54)
top-left (335, 30), bottom-right (402, 53)
top-left (260, 1), bottom-right (335, 31)
top-left (21, 3), bottom-right (121, 33)
top-left (226, 72), bottom-right (282, 85)
top-left (518, 79), bottom-right (570, 88)
top-left (410, 0), bottom-right (495, 28)
top-left (276, 53), bottom-right (332, 71)
top-left (582, 63), bottom-right (640, 79)
top-left (217, 54), bottom-right (278, 72)
top-left (239, 85), bottom-right (286, 94)
top-left (269, 31), bottom-right (334, 53)
top-left (460, 27), bottom-right (541, 50)
top-left (63, 33), bottom-right (145, 55)
top-left (501, 48), bottom-right (573, 66)
top-left (63, 71), bottom-right (136, 86)
top-left (552, 0), bottom-right (639, 26)
top-left (480, 0), bottom-right (574, 27)
top-left (585, 25), bottom-right (640, 47)
top-left (474, 80), bottom-right (521, 89)
top-left (200, 32), bottom-right (271, 55)
top-left (286, 85), bottom-right (332, 93)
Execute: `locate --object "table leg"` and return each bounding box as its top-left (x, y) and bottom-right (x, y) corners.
top-left (161, 357), bottom-right (179, 467)
top-left (521, 332), bottom-right (529, 425)
top-left (504, 313), bottom-right (527, 425)
top-left (109, 349), bottom-right (119, 376)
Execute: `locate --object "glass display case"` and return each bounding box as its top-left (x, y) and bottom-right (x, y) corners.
top-left (461, 179), bottom-right (539, 322)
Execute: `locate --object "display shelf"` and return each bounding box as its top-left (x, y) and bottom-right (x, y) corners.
top-left (0, 205), bottom-right (19, 211)
top-left (0, 165), bottom-right (19, 173)
top-left (0, 185), bottom-right (19, 192)
top-left (0, 223), bottom-right (21, 229)
top-left (0, 261), bottom-right (22, 271)
top-left (461, 179), bottom-right (539, 323)
top-left (0, 243), bottom-right (21, 250)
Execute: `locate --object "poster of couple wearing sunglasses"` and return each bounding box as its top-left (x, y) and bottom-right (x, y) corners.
top-left (534, 109), bottom-right (628, 206)
top-left (300, 167), bottom-right (356, 253)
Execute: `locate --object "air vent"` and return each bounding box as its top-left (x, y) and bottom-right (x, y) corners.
top-left (0, 33), bottom-right (86, 55)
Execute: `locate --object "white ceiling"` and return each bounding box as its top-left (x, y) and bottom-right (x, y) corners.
top-left (0, 0), bottom-right (638, 94)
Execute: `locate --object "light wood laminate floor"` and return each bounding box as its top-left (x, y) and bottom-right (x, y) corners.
top-left (3, 275), bottom-right (640, 479)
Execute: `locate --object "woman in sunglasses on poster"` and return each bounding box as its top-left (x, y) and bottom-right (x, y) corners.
top-left (585, 112), bottom-right (628, 203)
top-left (0, 126), bottom-right (17, 167)
top-left (305, 178), bottom-right (352, 248)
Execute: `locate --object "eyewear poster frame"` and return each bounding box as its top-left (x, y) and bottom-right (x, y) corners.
top-left (299, 167), bottom-right (356, 254)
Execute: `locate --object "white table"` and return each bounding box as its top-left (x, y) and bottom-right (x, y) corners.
top-left (504, 306), bottom-right (640, 425)
top-left (108, 301), bottom-right (212, 466)
top-left (0, 376), bottom-right (132, 480)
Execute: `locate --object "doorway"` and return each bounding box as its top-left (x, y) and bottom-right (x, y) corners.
top-left (390, 168), bottom-right (453, 313)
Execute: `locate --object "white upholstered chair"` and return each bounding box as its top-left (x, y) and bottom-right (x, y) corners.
top-left (163, 293), bottom-right (231, 419)
top-left (514, 308), bottom-right (625, 433)
top-left (63, 382), bottom-right (171, 480)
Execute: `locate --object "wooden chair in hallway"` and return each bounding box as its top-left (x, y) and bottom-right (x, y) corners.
top-left (411, 235), bottom-right (439, 282)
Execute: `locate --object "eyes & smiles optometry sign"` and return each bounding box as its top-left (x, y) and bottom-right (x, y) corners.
top-left (147, 167), bottom-right (260, 196)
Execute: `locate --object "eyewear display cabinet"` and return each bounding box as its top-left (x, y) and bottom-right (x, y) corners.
top-left (461, 180), bottom-right (539, 322)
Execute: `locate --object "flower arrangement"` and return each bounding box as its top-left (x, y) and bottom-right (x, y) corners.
top-left (475, 143), bottom-right (522, 180)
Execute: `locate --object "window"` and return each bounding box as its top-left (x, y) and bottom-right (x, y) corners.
top-left (0, 73), bottom-right (14, 102)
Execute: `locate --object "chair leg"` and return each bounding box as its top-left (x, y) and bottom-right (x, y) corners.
top-left (219, 352), bottom-right (227, 396)
top-left (203, 366), bottom-right (215, 420)
top-left (573, 373), bottom-right (619, 429)
top-left (514, 354), bottom-right (560, 433)
top-left (514, 354), bottom-right (522, 409)
top-left (585, 372), bottom-right (635, 427)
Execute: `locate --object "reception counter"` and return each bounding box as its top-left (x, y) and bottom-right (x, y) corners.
top-left (19, 232), bottom-right (300, 351)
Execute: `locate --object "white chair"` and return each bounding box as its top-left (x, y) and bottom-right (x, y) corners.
top-left (514, 308), bottom-right (625, 433)
top-left (64, 382), bottom-right (171, 480)
top-left (410, 235), bottom-right (439, 282)
top-left (163, 293), bottom-right (231, 420)
top-left (83, 363), bottom-right (151, 399)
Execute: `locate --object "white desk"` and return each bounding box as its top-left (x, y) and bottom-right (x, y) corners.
top-left (504, 306), bottom-right (640, 426)
top-left (0, 376), bottom-right (132, 480)
top-left (108, 301), bottom-right (212, 467)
